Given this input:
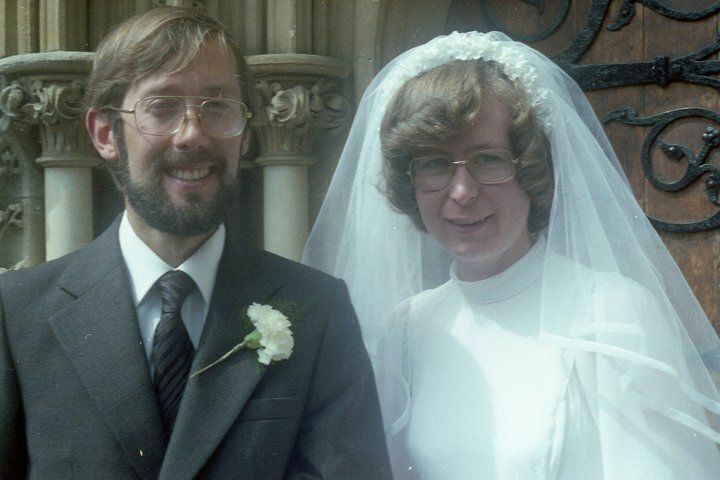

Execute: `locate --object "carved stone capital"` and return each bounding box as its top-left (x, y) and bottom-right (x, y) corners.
top-left (0, 52), bottom-right (99, 168)
top-left (0, 78), bottom-right (83, 127)
top-left (248, 54), bottom-right (351, 164)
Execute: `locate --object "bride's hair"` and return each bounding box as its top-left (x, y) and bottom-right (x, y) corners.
top-left (379, 58), bottom-right (553, 232)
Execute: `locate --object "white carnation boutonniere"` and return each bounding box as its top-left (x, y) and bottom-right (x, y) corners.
top-left (191, 302), bottom-right (294, 378)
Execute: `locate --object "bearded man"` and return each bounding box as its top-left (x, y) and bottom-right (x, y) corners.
top-left (0, 7), bottom-right (390, 479)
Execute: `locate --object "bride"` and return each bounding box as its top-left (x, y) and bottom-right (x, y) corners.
top-left (303, 31), bottom-right (720, 478)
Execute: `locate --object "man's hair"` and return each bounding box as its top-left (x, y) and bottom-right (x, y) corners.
top-left (86, 6), bottom-right (256, 112)
top-left (380, 59), bottom-right (553, 233)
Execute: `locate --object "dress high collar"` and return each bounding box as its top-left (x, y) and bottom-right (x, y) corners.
top-left (450, 235), bottom-right (546, 304)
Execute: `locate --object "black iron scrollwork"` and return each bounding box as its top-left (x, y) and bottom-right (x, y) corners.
top-left (607, 0), bottom-right (720, 31)
top-left (565, 31), bottom-right (720, 91)
top-left (552, 0), bottom-right (611, 65)
top-left (476, 1), bottom-right (720, 91)
top-left (604, 107), bottom-right (720, 232)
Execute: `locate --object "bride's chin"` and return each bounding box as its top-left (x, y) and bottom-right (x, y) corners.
top-left (453, 256), bottom-right (500, 282)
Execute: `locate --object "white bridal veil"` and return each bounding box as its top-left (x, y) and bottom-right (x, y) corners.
top-left (302, 31), bottom-right (720, 458)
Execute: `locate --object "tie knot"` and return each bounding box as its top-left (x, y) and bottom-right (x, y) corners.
top-left (157, 270), bottom-right (196, 314)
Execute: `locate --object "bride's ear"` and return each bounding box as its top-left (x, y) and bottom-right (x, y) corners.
top-left (86, 108), bottom-right (119, 162)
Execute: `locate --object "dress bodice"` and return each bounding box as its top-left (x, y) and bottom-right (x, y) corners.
top-left (391, 236), bottom-right (720, 479)
top-left (402, 239), bottom-right (591, 479)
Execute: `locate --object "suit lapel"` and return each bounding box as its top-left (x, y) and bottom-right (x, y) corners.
top-left (160, 235), bottom-right (283, 480)
top-left (48, 220), bottom-right (165, 479)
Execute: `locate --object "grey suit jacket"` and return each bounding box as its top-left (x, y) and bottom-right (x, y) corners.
top-left (0, 218), bottom-right (391, 479)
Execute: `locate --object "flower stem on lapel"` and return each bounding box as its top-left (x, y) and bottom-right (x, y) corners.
top-left (190, 340), bottom-right (249, 378)
top-left (190, 303), bottom-right (294, 378)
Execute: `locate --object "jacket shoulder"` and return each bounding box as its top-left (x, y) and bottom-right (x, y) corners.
top-left (0, 251), bottom-right (80, 297)
top-left (0, 220), bottom-right (121, 303)
top-left (249, 247), bottom-right (345, 292)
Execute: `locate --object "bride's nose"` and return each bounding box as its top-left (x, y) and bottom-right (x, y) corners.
top-left (448, 164), bottom-right (479, 205)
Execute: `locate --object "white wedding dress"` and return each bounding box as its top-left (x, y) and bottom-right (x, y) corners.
top-left (302, 32), bottom-right (720, 479)
top-left (386, 237), bottom-right (720, 479)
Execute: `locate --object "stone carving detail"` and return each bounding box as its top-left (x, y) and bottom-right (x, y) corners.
top-left (0, 81), bottom-right (34, 133)
top-left (0, 78), bottom-right (90, 161)
top-left (0, 138), bottom-right (19, 178)
top-left (33, 79), bottom-right (85, 125)
top-left (0, 79), bottom-right (84, 128)
top-left (0, 203), bottom-right (22, 230)
top-left (311, 82), bottom-right (352, 136)
top-left (254, 80), bottom-right (350, 159)
top-left (0, 203), bottom-right (24, 274)
top-left (266, 84), bottom-right (318, 126)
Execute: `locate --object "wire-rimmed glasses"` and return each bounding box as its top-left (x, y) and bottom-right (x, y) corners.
top-left (407, 148), bottom-right (517, 191)
top-left (112, 95), bottom-right (252, 137)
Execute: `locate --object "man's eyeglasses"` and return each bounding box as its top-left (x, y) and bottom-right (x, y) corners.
top-left (112, 96), bottom-right (252, 137)
top-left (407, 149), bottom-right (517, 191)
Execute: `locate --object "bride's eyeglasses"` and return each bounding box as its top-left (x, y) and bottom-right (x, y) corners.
top-left (112, 96), bottom-right (252, 137)
top-left (407, 148), bottom-right (517, 192)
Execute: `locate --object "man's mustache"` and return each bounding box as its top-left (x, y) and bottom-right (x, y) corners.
top-left (157, 150), bottom-right (227, 171)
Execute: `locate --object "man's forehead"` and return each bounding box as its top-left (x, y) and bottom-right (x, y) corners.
top-left (130, 77), bottom-right (241, 97)
top-left (123, 38), bottom-right (241, 100)
top-left (124, 69), bottom-right (241, 101)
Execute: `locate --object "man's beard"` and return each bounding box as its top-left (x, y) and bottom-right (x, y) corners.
top-left (110, 123), bottom-right (238, 236)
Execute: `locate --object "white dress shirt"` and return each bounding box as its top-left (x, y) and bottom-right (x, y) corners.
top-left (118, 212), bottom-right (225, 376)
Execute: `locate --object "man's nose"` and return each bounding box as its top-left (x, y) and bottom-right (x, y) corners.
top-left (172, 105), bottom-right (210, 149)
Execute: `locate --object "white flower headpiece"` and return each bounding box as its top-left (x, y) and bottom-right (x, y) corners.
top-left (378, 31), bottom-right (551, 130)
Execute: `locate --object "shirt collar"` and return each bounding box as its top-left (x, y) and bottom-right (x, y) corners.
top-left (119, 212), bottom-right (226, 306)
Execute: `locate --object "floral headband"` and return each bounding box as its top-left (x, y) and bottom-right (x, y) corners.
top-left (377, 31), bottom-right (552, 130)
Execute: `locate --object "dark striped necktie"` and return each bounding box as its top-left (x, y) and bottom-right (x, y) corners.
top-left (153, 270), bottom-right (196, 439)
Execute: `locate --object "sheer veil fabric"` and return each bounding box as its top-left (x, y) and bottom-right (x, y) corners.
top-left (302, 31), bottom-right (720, 473)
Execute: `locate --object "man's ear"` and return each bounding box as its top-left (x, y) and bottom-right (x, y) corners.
top-left (240, 129), bottom-right (251, 156)
top-left (86, 108), bottom-right (119, 161)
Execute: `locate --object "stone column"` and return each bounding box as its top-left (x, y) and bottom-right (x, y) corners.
top-left (0, 51), bottom-right (99, 262)
top-left (248, 54), bottom-right (350, 260)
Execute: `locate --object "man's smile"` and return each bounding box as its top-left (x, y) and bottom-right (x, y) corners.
top-left (166, 165), bottom-right (212, 181)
